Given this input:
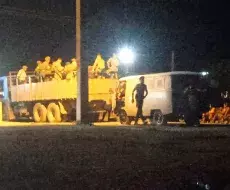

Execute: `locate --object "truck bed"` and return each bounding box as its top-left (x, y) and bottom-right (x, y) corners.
top-left (10, 78), bottom-right (118, 103)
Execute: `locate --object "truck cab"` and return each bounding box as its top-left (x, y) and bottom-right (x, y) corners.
top-left (0, 76), bottom-right (9, 100)
top-left (0, 76), bottom-right (16, 121)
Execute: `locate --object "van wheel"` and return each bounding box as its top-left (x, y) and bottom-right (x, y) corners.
top-left (119, 109), bottom-right (130, 125)
top-left (47, 103), bottom-right (62, 123)
top-left (33, 103), bottom-right (47, 122)
top-left (152, 110), bottom-right (166, 126)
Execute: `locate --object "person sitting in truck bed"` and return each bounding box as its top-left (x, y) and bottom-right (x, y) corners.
top-left (71, 58), bottom-right (78, 70)
top-left (222, 103), bottom-right (230, 123)
top-left (201, 105), bottom-right (216, 123)
top-left (92, 54), bottom-right (105, 78)
top-left (63, 62), bottom-right (71, 79)
top-left (211, 103), bottom-right (229, 123)
top-left (106, 54), bottom-right (119, 79)
top-left (69, 58), bottom-right (78, 78)
top-left (34, 56), bottom-right (52, 81)
top-left (41, 56), bottom-right (53, 81)
top-left (64, 58), bottom-right (78, 80)
top-left (52, 58), bottom-right (64, 81)
top-left (219, 103), bottom-right (230, 123)
top-left (17, 65), bottom-right (28, 84)
top-left (34, 60), bottom-right (43, 81)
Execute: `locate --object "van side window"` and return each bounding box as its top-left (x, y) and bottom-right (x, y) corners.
top-left (156, 78), bottom-right (164, 89)
top-left (165, 76), bottom-right (171, 89)
top-left (146, 78), bottom-right (154, 89)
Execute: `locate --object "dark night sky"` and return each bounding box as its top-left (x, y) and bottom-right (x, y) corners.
top-left (0, 0), bottom-right (229, 80)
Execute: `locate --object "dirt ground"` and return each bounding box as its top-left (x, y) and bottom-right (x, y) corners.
top-left (0, 125), bottom-right (230, 189)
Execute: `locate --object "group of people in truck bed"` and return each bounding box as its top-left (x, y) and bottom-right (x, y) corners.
top-left (34, 56), bottom-right (78, 82)
top-left (16, 56), bottom-right (78, 84)
top-left (89, 53), bottom-right (119, 79)
top-left (201, 91), bottom-right (230, 124)
top-left (16, 54), bottom-right (119, 84)
top-left (201, 103), bottom-right (230, 124)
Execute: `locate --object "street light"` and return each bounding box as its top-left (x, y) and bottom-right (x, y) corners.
top-left (118, 47), bottom-right (135, 73)
top-left (118, 47), bottom-right (135, 64)
top-left (201, 71), bottom-right (209, 76)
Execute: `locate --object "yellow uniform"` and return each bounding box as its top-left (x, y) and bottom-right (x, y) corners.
top-left (52, 59), bottom-right (64, 80)
top-left (17, 69), bottom-right (27, 82)
top-left (107, 54), bottom-right (119, 78)
top-left (92, 54), bottom-right (105, 77)
top-left (64, 59), bottom-right (78, 80)
top-left (39, 57), bottom-right (52, 80)
top-left (17, 65), bottom-right (28, 84)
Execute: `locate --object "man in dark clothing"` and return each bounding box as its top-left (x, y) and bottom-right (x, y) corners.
top-left (183, 80), bottom-right (201, 126)
top-left (132, 76), bottom-right (148, 125)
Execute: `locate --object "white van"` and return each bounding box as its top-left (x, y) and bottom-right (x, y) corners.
top-left (115, 71), bottom-right (210, 125)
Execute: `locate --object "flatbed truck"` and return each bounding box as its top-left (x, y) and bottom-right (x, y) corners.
top-left (0, 71), bottom-right (118, 123)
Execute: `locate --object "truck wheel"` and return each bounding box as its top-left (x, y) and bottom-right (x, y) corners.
top-left (33, 103), bottom-right (47, 122)
top-left (119, 109), bottom-right (130, 125)
top-left (47, 103), bottom-right (62, 123)
top-left (152, 110), bottom-right (166, 126)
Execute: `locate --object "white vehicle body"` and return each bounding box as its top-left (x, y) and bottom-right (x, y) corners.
top-left (117, 71), bottom-right (207, 123)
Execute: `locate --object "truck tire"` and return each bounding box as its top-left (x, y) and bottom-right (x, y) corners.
top-left (119, 109), bottom-right (131, 125)
top-left (33, 103), bottom-right (47, 122)
top-left (151, 110), bottom-right (166, 126)
top-left (47, 103), bottom-right (61, 123)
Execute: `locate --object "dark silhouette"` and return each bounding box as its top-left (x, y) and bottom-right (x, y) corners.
top-left (132, 76), bottom-right (148, 125)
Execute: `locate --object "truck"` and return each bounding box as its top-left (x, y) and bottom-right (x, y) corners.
top-left (0, 71), bottom-right (118, 123)
top-left (115, 71), bottom-right (213, 126)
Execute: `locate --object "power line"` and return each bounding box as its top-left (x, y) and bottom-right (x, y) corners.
top-left (0, 6), bottom-right (74, 22)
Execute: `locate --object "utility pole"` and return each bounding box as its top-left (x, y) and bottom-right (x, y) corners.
top-left (76, 0), bottom-right (88, 123)
top-left (76, 0), bottom-right (81, 123)
top-left (171, 51), bottom-right (175, 71)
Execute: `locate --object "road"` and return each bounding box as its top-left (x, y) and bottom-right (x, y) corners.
top-left (0, 124), bottom-right (230, 189)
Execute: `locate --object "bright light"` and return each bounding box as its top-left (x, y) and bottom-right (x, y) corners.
top-left (201, 71), bottom-right (209, 76)
top-left (118, 47), bottom-right (135, 64)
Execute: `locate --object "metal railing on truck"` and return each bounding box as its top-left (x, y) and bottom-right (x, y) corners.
top-left (8, 71), bottom-right (79, 102)
top-left (8, 71), bottom-right (77, 88)
top-left (8, 71), bottom-right (38, 89)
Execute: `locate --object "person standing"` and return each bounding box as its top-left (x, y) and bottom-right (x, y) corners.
top-left (183, 80), bottom-right (201, 126)
top-left (17, 65), bottom-right (28, 84)
top-left (132, 76), bottom-right (148, 125)
top-left (106, 54), bottom-right (119, 79)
